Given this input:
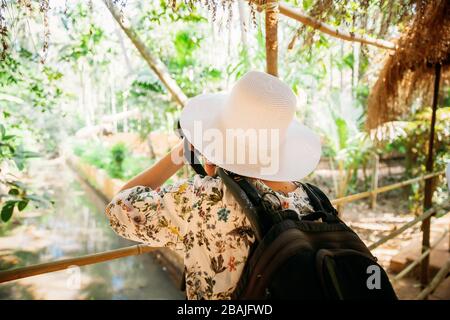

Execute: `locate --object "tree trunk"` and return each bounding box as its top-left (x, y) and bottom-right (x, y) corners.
top-left (103, 0), bottom-right (187, 107)
top-left (265, 0), bottom-right (279, 77)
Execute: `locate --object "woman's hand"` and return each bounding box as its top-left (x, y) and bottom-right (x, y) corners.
top-left (118, 139), bottom-right (186, 192)
top-left (171, 139), bottom-right (185, 165)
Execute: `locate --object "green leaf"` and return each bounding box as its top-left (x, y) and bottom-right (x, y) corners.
top-left (20, 150), bottom-right (40, 159)
top-left (335, 118), bottom-right (349, 150)
top-left (302, 0), bottom-right (314, 10)
top-left (8, 188), bottom-right (20, 195)
top-left (342, 53), bottom-right (354, 69)
top-left (0, 124), bottom-right (5, 137)
top-left (18, 200), bottom-right (29, 211)
top-left (12, 156), bottom-right (24, 170)
top-left (1, 201), bottom-right (16, 222)
top-left (2, 135), bottom-right (14, 141)
top-left (8, 145), bottom-right (15, 154)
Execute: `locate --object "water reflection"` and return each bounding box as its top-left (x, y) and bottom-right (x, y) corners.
top-left (0, 158), bottom-right (183, 300)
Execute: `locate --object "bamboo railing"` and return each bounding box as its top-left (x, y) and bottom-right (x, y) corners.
top-left (331, 171), bottom-right (444, 206)
top-left (0, 170), bottom-right (447, 299)
top-left (416, 260), bottom-right (450, 300)
top-left (392, 229), bottom-right (448, 284)
top-left (368, 207), bottom-right (438, 251)
top-left (0, 244), bottom-right (156, 283)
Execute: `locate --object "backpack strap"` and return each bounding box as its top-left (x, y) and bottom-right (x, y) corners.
top-left (299, 182), bottom-right (339, 223)
top-left (183, 138), bottom-right (207, 176)
top-left (175, 119), bottom-right (207, 177)
top-left (217, 168), bottom-right (272, 241)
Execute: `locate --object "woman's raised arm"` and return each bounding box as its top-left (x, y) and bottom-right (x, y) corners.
top-left (118, 140), bottom-right (185, 193)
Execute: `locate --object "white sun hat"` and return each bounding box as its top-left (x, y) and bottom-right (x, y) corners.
top-left (179, 70), bottom-right (321, 182)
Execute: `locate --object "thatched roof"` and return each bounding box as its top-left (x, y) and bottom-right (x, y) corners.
top-left (366, 0), bottom-right (450, 130)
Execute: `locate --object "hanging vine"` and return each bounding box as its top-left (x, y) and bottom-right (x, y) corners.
top-left (0, 0), bottom-right (439, 60)
top-left (39, 0), bottom-right (50, 63)
top-left (0, 0), bottom-right (51, 61)
top-left (287, 0), bottom-right (428, 50)
top-left (0, 0), bottom-right (8, 59)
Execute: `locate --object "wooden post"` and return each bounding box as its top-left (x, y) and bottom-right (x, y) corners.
top-left (265, 0), bottom-right (279, 76)
top-left (370, 154), bottom-right (379, 209)
top-left (420, 63), bottom-right (441, 290)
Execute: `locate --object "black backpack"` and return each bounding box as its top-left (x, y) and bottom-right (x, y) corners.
top-left (217, 168), bottom-right (398, 300)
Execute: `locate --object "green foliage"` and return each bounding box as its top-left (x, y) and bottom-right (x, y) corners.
top-left (125, 73), bottom-right (179, 136)
top-left (0, 124), bottom-right (16, 159)
top-left (328, 120), bottom-right (373, 196)
top-left (134, 1), bottom-right (224, 98)
top-left (389, 107), bottom-right (450, 174)
top-left (108, 143), bottom-right (128, 179)
top-left (76, 140), bottom-right (110, 170)
top-left (73, 140), bottom-right (153, 181)
top-left (173, 30), bottom-right (202, 64)
top-left (130, 78), bottom-right (165, 96)
top-left (387, 107), bottom-right (450, 210)
top-left (1, 197), bottom-right (29, 222)
top-left (314, 88), bottom-right (375, 197)
top-left (0, 52), bottom-right (63, 111)
top-left (142, 0), bottom-right (207, 25)
top-left (0, 122), bottom-right (52, 222)
top-left (226, 25), bottom-right (265, 82)
top-left (0, 179), bottom-right (52, 223)
top-left (60, 24), bottom-right (106, 64)
top-left (1, 201), bottom-right (16, 222)
top-left (335, 118), bottom-right (349, 150)
top-left (168, 27), bottom-right (222, 97)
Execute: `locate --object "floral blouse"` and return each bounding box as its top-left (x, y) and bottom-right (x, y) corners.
top-left (105, 174), bottom-right (313, 300)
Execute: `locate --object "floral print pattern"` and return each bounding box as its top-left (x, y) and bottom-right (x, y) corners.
top-left (105, 175), bottom-right (313, 300)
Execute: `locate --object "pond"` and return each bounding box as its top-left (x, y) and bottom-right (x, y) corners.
top-left (0, 157), bottom-right (184, 300)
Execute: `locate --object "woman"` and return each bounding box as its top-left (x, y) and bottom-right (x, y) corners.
top-left (105, 71), bottom-right (322, 300)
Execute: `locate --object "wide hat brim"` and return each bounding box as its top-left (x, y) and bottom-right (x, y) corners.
top-left (179, 92), bottom-right (321, 182)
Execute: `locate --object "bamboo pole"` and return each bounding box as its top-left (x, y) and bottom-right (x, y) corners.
top-left (416, 259), bottom-right (450, 300)
top-left (0, 244), bottom-right (156, 284)
top-left (265, 0), bottom-right (279, 76)
top-left (420, 63), bottom-right (442, 289)
top-left (368, 208), bottom-right (438, 251)
top-left (103, 0), bottom-right (187, 107)
top-left (278, 2), bottom-right (396, 51)
top-left (331, 171), bottom-right (444, 206)
top-left (392, 229), bottom-right (448, 283)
